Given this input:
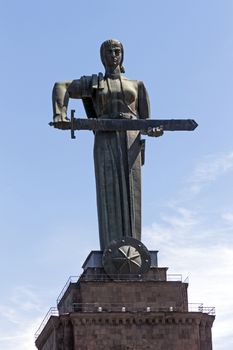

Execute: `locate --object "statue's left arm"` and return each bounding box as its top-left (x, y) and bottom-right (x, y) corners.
top-left (138, 81), bottom-right (150, 119)
top-left (138, 81), bottom-right (163, 137)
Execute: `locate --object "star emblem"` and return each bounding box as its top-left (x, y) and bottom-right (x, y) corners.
top-left (112, 245), bottom-right (142, 273)
top-left (102, 237), bottom-right (151, 278)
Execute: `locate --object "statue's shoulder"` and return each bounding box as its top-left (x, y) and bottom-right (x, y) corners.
top-left (121, 76), bottom-right (143, 83)
top-left (121, 75), bottom-right (137, 82)
top-left (79, 73), bottom-right (105, 94)
top-left (80, 73), bottom-right (105, 91)
top-left (121, 76), bottom-right (145, 89)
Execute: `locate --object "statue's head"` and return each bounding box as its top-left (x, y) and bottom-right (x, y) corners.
top-left (100, 39), bottom-right (125, 73)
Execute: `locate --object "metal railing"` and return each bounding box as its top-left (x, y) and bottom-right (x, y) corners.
top-left (72, 302), bottom-right (215, 315)
top-left (188, 303), bottom-right (215, 315)
top-left (167, 274), bottom-right (183, 282)
top-left (57, 276), bottom-right (79, 304)
top-left (35, 302), bottom-right (215, 340)
top-left (35, 307), bottom-right (58, 340)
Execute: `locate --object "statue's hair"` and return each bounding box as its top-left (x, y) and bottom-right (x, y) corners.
top-left (100, 39), bottom-right (125, 73)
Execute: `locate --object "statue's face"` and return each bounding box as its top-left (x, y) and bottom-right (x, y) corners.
top-left (104, 45), bottom-right (122, 69)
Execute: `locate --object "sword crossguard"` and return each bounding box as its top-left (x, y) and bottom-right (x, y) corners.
top-left (70, 109), bottom-right (76, 139)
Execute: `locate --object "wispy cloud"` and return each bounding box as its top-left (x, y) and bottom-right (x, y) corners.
top-left (187, 150), bottom-right (233, 194)
top-left (1, 151), bottom-right (232, 350)
top-left (143, 149), bottom-right (233, 349)
top-left (222, 211), bottom-right (233, 223)
top-left (0, 285), bottom-right (47, 350)
top-left (144, 217), bottom-right (233, 350)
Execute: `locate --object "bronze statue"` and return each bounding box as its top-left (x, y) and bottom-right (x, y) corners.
top-left (52, 39), bottom-right (163, 251)
top-left (51, 39), bottom-right (197, 275)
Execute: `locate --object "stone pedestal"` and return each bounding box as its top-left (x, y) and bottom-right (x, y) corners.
top-left (35, 252), bottom-right (215, 350)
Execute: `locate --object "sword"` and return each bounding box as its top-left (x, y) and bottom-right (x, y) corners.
top-left (49, 110), bottom-right (198, 139)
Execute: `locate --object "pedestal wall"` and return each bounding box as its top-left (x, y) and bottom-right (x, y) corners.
top-left (35, 255), bottom-right (214, 350)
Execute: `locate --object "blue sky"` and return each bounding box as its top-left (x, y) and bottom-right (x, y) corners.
top-left (0, 0), bottom-right (233, 349)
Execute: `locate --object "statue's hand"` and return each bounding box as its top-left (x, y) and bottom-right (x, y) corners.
top-left (52, 114), bottom-right (70, 130)
top-left (147, 126), bottom-right (164, 137)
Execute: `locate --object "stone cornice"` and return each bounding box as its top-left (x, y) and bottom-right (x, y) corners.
top-left (69, 311), bottom-right (215, 327)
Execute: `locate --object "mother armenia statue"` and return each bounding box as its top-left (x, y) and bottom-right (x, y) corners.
top-left (52, 39), bottom-right (163, 252)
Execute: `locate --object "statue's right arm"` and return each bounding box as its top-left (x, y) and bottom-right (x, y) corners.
top-left (52, 80), bottom-right (82, 122)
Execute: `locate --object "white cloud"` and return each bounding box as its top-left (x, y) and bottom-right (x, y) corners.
top-left (144, 218), bottom-right (233, 350)
top-left (160, 206), bottom-right (199, 234)
top-left (2, 150), bottom-right (232, 350)
top-left (187, 151), bottom-right (233, 194)
top-left (142, 149), bottom-right (233, 349)
top-left (222, 211), bottom-right (233, 223)
top-left (0, 286), bottom-right (47, 350)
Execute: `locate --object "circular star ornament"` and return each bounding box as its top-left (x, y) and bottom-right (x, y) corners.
top-left (102, 237), bottom-right (151, 278)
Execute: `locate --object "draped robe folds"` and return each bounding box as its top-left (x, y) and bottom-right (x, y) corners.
top-left (52, 74), bottom-right (150, 250)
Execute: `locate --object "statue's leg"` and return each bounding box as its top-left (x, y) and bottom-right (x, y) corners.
top-left (94, 131), bottom-right (132, 250)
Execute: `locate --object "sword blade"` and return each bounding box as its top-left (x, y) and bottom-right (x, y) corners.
top-left (72, 118), bottom-right (198, 131)
top-left (49, 118), bottom-right (198, 132)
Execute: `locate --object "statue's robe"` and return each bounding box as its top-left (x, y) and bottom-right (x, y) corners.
top-left (52, 74), bottom-right (150, 250)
